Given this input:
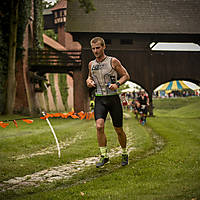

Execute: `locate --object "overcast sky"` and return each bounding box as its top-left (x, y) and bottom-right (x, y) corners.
top-left (44, 0), bottom-right (56, 5)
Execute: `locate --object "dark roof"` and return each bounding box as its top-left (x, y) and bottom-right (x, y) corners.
top-left (66, 0), bottom-right (200, 34)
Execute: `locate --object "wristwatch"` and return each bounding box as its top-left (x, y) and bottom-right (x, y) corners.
top-left (116, 81), bottom-right (120, 88)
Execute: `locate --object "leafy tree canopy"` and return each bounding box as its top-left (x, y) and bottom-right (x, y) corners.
top-left (43, 0), bottom-right (95, 13)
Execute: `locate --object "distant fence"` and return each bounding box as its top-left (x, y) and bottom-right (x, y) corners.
top-left (28, 49), bottom-right (82, 74)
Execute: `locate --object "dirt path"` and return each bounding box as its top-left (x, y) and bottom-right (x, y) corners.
top-left (0, 124), bottom-right (165, 193)
top-left (11, 134), bottom-right (83, 160)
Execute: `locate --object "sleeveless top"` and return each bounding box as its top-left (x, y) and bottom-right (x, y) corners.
top-left (137, 96), bottom-right (148, 105)
top-left (91, 56), bottom-right (118, 96)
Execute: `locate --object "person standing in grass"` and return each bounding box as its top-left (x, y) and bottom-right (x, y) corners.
top-left (86, 37), bottom-right (130, 168)
top-left (136, 90), bottom-right (149, 125)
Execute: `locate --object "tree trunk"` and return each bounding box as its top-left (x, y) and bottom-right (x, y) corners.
top-left (148, 92), bottom-right (154, 116)
top-left (4, 0), bottom-right (19, 114)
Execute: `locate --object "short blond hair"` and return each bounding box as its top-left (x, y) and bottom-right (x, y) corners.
top-left (90, 37), bottom-right (105, 47)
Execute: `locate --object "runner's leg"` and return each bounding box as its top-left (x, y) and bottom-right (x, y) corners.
top-left (96, 118), bottom-right (107, 147)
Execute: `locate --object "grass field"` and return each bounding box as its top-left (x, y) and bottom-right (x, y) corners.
top-left (0, 96), bottom-right (200, 200)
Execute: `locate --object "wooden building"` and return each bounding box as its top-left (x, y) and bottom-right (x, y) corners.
top-left (66, 0), bottom-right (200, 114)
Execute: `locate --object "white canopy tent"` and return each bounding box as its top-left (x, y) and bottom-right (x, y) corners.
top-left (121, 81), bottom-right (142, 93)
top-left (182, 81), bottom-right (200, 91)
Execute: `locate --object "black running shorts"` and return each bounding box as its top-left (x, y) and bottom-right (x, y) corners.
top-left (94, 95), bottom-right (123, 127)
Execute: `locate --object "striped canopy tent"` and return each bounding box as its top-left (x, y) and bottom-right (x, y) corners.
top-left (154, 80), bottom-right (199, 94)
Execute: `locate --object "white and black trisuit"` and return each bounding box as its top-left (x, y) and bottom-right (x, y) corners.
top-left (91, 56), bottom-right (123, 127)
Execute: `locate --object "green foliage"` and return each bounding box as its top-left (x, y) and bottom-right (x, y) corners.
top-left (46, 74), bottom-right (69, 112)
top-left (0, 0), bottom-right (32, 113)
top-left (0, 1), bottom-right (10, 73)
top-left (78, 0), bottom-right (95, 13)
top-left (43, 0), bottom-right (95, 12)
top-left (42, 0), bottom-right (59, 8)
top-left (49, 74), bottom-right (57, 107)
top-left (58, 74), bottom-right (69, 111)
top-left (0, 1), bottom-right (9, 65)
top-left (0, 31), bottom-right (8, 113)
top-left (33, 0), bottom-right (44, 49)
top-left (43, 82), bottom-right (49, 111)
top-left (44, 30), bottom-right (58, 41)
top-left (0, 0), bottom-right (31, 61)
top-left (16, 0), bottom-right (32, 60)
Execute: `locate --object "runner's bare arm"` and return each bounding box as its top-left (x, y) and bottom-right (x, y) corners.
top-left (86, 61), bottom-right (96, 88)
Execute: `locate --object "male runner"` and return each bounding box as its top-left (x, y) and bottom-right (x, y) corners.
top-left (86, 37), bottom-right (130, 167)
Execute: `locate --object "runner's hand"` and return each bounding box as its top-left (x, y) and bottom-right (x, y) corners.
top-left (109, 83), bottom-right (118, 90)
top-left (86, 79), bottom-right (96, 88)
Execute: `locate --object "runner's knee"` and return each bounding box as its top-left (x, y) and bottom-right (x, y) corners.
top-left (96, 119), bottom-right (104, 132)
top-left (114, 127), bottom-right (124, 134)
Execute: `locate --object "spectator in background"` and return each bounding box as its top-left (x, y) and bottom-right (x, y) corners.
top-left (136, 90), bottom-right (149, 125)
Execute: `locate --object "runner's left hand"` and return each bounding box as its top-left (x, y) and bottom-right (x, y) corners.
top-left (109, 83), bottom-right (118, 90)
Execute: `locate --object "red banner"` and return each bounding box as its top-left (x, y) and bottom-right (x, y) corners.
top-left (0, 111), bottom-right (94, 128)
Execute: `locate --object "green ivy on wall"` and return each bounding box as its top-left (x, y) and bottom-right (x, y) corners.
top-left (33, 0), bottom-right (44, 49)
top-left (0, 0), bottom-right (32, 113)
top-left (0, 2), bottom-right (9, 113)
top-left (49, 74), bottom-right (57, 108)
top-left (43, 79), bottom-right (49, 111)
top-left (58, 74), bottom-right (68, 111)
top-left (16, 0), bottom-right (32, 60)
top-left (47, 74), bottom-right (69, 112)
top-left (44, 30), bottom-right (58, 41)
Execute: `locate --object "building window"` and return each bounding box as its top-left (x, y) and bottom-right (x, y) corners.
top-left (120, 39), bottom-right (133, 45)
top-left (105, 39), bottom-right (112, 45)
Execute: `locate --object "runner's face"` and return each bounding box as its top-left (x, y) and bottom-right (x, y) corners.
top-left (141, 91), bottom-right (145, 96)
top-left (91, 41), bottom-right (105, 59)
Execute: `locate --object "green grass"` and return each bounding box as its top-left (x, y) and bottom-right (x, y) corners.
top-left (0, 96), bottom-right (200, 200)
top-left (153, 96), bottom-right (199, 110)
top-left (0, 118), bottom-right (98, 181)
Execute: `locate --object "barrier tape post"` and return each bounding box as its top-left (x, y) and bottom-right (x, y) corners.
top-left (42, 111), bottom-right (61, 158)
